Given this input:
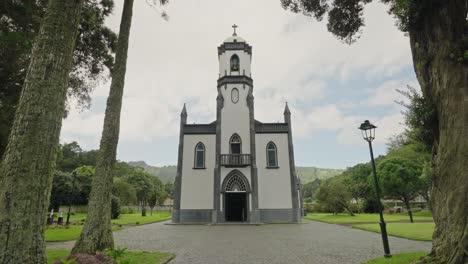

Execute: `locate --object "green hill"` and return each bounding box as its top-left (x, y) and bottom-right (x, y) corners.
top-left (296, 167), bottom-right (344, 183)
top-left (128, 161), bottom-right (342, 184)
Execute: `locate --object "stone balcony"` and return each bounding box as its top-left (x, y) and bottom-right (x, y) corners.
top-left (220, 154), bottom-right (251, 167)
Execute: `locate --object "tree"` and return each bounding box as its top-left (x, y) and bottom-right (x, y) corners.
top-left (49, 171), bottom-right (73, 211)
top-left (113, 178), bottom-right (137, 205)
top-left (72, 0), bottom-right (168, 254)
top-left (71, 0), bottom-right (135, 254)
top-left (419, 161), bottom-right (432, 211)
top-left (316, 179), bottom-right (355, 216)
top-left (0, 1), bottom-right (116, 158)
top-left (280, 1), bottom-right (467, 262)
top-left (301, 178), bottom-right (321, 201)
top-left (126, 171), bottom-right (155, 216)
top-left (377, 157), bottom-right (423, 223)
top-left (0, 0), bottom-right (84, 262)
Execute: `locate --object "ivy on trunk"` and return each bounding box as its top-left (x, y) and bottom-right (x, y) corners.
top-left (72, 0), bottom-right (135, 254)
top-left (0, 0), bottom-right (83, 263)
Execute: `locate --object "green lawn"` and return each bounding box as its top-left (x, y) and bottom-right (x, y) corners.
top-left (352, 222), bottom-right (434, 241)
top-left (362, 252), bottom-right (428, 264)
top-left (304, 212), bottom-right (433, 224)
top-left (45, 211), bottom-right (171, 242)
top-left (112, 211), bottom-right (171, 226)
top-left (46, 249), bottom-right (175, 264)
top-left (45, 225), bottom-right (121, 242)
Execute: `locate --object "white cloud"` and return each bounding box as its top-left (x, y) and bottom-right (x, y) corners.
top-left (59, 0), bottom-right (416, 167)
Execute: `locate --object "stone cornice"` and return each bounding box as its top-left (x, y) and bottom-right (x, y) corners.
top-left (218, 42), bottom-right (252, 55)
top-left (217, 75), bottom-right (253, 88)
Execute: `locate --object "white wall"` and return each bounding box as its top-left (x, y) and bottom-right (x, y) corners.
top-left (180, 134), bottom-right (215, 209)
top-left (256, 133), bottom-right (293, 209)
top-left (220, 84), bottom-right (251, 155)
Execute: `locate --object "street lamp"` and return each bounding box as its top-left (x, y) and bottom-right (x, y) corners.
top-left (359, 120), bottom-right (391, 258)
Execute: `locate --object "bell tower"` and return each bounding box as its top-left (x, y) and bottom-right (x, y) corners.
top-left (213, 25), bottom-right (259, 223)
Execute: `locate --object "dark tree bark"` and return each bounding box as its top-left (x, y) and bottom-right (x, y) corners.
top-left (71, 0), bottom-right (134, 254)
top-left (409, 1), bottom-right (467, 263)
top-left (0, 0), bottom-right (83, 263)
top-left (403, 197), bottom-right (414, 223)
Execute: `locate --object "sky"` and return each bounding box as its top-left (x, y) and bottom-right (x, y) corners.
top-left (60, 0), bottom-right (419, 169)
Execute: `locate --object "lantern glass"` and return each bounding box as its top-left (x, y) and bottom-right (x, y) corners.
top-left (358, 120), bottom-right (377, 142)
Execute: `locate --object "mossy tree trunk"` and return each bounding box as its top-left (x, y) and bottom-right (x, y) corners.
top-left (0, 0), bottom-right (83, 263)
top-left (71, 0), bottom-right (134, 254)
top-left (409, 1), bottom-right (467, 263)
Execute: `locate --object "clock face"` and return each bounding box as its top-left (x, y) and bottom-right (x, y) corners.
top-left (231, 88), bottom-right (239, 104)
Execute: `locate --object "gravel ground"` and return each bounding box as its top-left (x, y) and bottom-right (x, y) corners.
top-left (48, 220), bottom-right (431, 264)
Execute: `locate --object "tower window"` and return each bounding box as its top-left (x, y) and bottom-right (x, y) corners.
top-left (266, 142), bottom-right (278, 168)
top-left (230, 134), bottom-right (241, 154)
top-left (194, 142), bottom-right (205, 169)
top-left (231, 88), bottom-right (239, 104)
top-left (230, 54), bottom-right (239, 71)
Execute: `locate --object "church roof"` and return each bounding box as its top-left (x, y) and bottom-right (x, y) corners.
top-left (223, 35), bottom-right (246, 43)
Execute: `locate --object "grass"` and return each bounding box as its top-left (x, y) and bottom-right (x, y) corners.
top-left (46, 249), bottom-right (175, 264)
top-left (352, 222), bottom-right (434, 241)
top-left (45, 225), bottom-right (121, 242)
top-left (45, 211), bottom-right (171, 242)
top-left (304, 212), bottom-right (433, 224)
top-left (112, 211), bottom-right (171, 226)
top-left (362, 251), bottom-right (428, 264)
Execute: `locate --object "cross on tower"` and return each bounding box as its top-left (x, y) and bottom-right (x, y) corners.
top-left (232, 24), bottom-right (238, 36)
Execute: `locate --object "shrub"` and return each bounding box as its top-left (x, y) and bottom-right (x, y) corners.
top-left (104, 247), bottom-right (127, 261)
top-left (120, 206), bottom-right (134, 214)
top-left (53, 253), bottom-right (116, 264)
top-left (111, 195), bottom-right (121, 220)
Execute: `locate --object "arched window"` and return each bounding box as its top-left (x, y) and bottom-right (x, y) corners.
top-left (231, 88), bottom-right (239, 104)
top-left (266, 142), bottom-right (278, 168)
top-left (230, 54), bottom-right (239, 71)
top-left (194, 142), bottom-right (205, 168)
top-left (230, 134), bottom-right (241, 154)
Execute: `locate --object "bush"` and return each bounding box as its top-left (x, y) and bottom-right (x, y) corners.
top-left (111, 196), bottom-right (121, 220)
top-left (120, 206), bottom-right (134, 214)
top-left (53, 252), bottom-right (116, 264)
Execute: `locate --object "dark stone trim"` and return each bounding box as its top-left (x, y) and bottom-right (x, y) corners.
top-left (172, 107), bottom-right (187, 223)
top-left (255, 122), bottom-right (289, 133)
top-left (183, 124), bottom-right (216, 134)
top-left (221, 169), bottom-right (251, 193)
top-left (218, 42), bottom-right (252, 55)
top-left (217, 76), bottom-right (253, 88)
top-left (247, 86), bottom-right (260, 223)
top-left (192, 167), bottom-right (206, 170)
top-left (266, 166), bottom-right (280, 169)
top-left (213, 90), bottom-right (224, 223)
top-left (259, 209), bottom-right (301, 223)
top-left (179, 209), bottom-right (212, 223)
top-left (284, 110), bottom-right (301, 222)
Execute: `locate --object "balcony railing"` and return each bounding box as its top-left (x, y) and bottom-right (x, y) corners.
top-left (220, 154), bottom-right (251, 167)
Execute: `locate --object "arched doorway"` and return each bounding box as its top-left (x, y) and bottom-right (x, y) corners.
top-left (222, 170), bottom-right (250, 222)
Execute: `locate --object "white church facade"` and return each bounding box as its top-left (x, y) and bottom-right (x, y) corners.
top-left (172, 28), bottom-right (302, 224)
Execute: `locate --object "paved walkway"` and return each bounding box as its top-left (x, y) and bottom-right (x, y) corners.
top-left (48, 220), bottom-right (431, 264)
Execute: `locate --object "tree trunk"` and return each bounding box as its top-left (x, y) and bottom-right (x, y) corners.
top-left (71, 0), bottom-right (134, 254)
top-left (0, 0), bottom-right (83, 263)
top-left (403, 198), bottom-right (414, 223)
top-left (409, 1), bottom-right (467, 263)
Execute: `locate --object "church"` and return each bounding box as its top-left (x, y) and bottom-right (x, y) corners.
top-left (172, 26), bottom-right (302, 224)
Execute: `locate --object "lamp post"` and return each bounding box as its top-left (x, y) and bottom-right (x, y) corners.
top-left (359, 120), bottom-right (391, 258)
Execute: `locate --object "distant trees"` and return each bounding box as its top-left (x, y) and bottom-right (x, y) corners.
top-left (316, 179), bottom-right (355, 216)
top-left (377, 158), bottom-right (423, 223)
